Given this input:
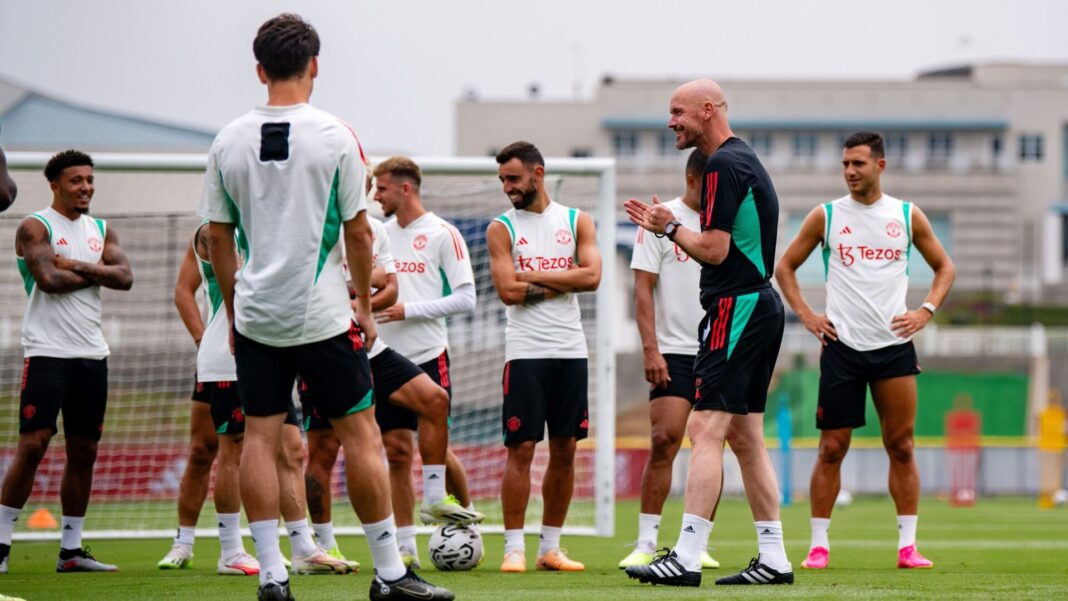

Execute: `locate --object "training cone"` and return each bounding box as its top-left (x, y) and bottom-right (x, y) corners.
top-left (27, 508), bottom-right (57, 529)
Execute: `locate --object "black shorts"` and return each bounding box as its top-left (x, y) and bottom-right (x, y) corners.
top-left (372, 350), bottom-right (452, 433)
top-left (234, 323), bottom-right (373, 422)
top-left (649, 354), bottom-right (697, 402)
top-left (693, 286), bottom-right (784, 414)
top-left (501, 358), bottom-right (588, 446)
top-left (20, 356), bottom-right (108, 441)
top-left (816, 339), bottom-right (922, 430)
top-left (196, 377), bottom-right (299, 433)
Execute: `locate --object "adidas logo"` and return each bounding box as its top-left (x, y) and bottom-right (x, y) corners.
top-left (839, 226), bottom-right (852, 235)
top-left (64, 524), bottom-right (73, 530)
top-left (428, 474), bottom-right (440, 480)
top-left (761, 528), bottom-right (772, 535)
top-left (218, 522), bottom-right (225, 529)
top-left (517, 237), bottom-right (528, 246)
top-left (683, 525), bottom-right (696, 533)
top-left (653, 525), bottom-right (659, 530)
top-left (290, 530), bottom-right (299, 537)
top-left (57, 238), bottom-right (69, 246)
top-left (376, 531), bottom-right (392, 541)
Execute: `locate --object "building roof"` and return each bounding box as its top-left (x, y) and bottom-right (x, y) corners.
top-left (0, 76), bottom-right (215, 152)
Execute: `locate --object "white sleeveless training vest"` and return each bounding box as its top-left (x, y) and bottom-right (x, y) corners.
top-left (17, 207), bottom-right (109, 359)
top-left (195, 223), bottom-right (243, 382)
top-left (493, 201), bottom-right (587, 361)
top-left (822, 193), bottom-right (913, 351)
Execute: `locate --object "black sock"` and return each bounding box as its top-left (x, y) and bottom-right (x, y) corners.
top-left (0, 543), bottom-right (10, 562)
top-left (58, 547), bottom-right (82, 560)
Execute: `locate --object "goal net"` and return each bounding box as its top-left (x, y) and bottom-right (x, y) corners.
top-left (0, 152), bottom-right (617, 539)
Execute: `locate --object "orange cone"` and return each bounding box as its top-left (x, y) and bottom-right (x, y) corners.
top-left (27, 508), bottom-right (57, 529)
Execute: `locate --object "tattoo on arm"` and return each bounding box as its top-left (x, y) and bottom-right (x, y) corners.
top-left (523, 283), bottom-right (549, 306)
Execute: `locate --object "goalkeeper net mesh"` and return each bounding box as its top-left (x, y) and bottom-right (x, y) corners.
top-left (0, 156), bottom-right (616, 539)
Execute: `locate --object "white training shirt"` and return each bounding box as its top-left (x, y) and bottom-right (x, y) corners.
top-left (342, 216), bottom-right (396, 359)
top-left (17, 207), bottom-right (110, 359)
top-left (822, 193), bottom-right (913, 351)
top-left (195, 224), bottom-right (243, 382)
top-left (379, 212), bottom-right (474, 365)
top-left (629, 197), bottom-right (702, 356)
top-left (493, 201), bottom-right (587, 361)
top-left (198, 103), bottom-right (367, 347)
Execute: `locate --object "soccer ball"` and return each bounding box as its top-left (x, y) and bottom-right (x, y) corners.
top-left (428, 524), bottom-right (483, 571)
top-left (1053, 489), bottom-right (1068, 507)
top-left (835, 489), bottom-right (854, 507)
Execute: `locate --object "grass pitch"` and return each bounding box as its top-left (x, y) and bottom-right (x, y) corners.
top-left (2, 496), bottom-right (1066, 600)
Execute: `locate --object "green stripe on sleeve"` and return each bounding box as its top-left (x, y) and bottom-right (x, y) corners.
top-left (16, 257), bottom-right (34, 296)
top-left (568, 207), bottom-right (578, 239)
top-left (93, 218), bottom-right (106, 238)
top-left (29, 213), bottom-right (52, 240)
top-left (822, 203), bottom-right (833, 280)
top-left (732, 188), bottom-right (766, 278)
top-left (495, 215), bottom-right (516, 246)
top-left (727, 292), bottom-right (759, 360)
top-left (902, 201), bottom-right (912, 275)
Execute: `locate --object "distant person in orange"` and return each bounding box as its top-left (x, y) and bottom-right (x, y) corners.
top-left (1037, 392), bottom-right (1067, 508)
top-left (776, 131), bottom-right (955, 570)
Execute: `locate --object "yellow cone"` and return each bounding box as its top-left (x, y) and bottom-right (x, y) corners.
top-left (27, 508), bottom-right (58, 529)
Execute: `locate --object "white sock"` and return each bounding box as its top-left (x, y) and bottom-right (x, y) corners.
top-left (504, 529), bottom-right (525, 554)
top-left (174, 525), bottom-right (195, 551)
top-left (423, 465), bottom-right (446, 505)
top-left (363, 515), bottom-right (405, 582)
top-left (538, 525), bottom-right (561, 556)
top-left (810, 517), bottom-right (831, 550)
top-left (396, 525), bottom-right (418, 553)
top-left (60, 516), bottom-right (85, 551)
top-left (0, 505), bottom-right (22, 546)
top-left (673, 513), bottom-right (711, 572)
top-left (702, 522), bottom-right (714, 554)
top-left (218, 513), bottom-right (243, 558)
top-left (250, 519), bottom-right (286, 586)
top-left (312, 521), bottom-right (336, 550)
top-left (285, 518), bottom-right (318, 557)
top-left (636, 513), bottom-right (660, 553)
top-left (755, 520), bottom-right (791, 572)
top-left (897, 515), bottom-right (918, 550)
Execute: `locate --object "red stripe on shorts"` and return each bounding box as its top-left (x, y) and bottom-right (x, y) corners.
top-left (437, 352), bottom-right (450, 388)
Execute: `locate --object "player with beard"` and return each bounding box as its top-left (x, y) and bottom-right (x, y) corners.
top-left (487, 141), bottom-right (601, 573)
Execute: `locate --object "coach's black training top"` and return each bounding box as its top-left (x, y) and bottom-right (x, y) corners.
top-left (697, 137), bottom-right (779, 307)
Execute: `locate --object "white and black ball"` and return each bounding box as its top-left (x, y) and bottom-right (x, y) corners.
top-left (428, 524), bottom-right (483, 571)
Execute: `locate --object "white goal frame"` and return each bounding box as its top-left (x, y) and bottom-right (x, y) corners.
top-left (6, 152), bottom-right (618, 539)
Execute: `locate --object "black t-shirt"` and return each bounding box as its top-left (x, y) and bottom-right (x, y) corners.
top-left (697, 137), bottom-right (779, 307)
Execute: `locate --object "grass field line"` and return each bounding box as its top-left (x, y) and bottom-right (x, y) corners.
top-left (790, 539), bottom-right (1068, 550)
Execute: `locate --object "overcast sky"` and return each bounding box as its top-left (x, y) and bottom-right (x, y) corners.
top-left (2, 0), bottom-right (1067, 155)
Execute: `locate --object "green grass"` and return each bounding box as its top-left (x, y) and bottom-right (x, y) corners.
top-left (3, 497), bottom-right (1067, 600)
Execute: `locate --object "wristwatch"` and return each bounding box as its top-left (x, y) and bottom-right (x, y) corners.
top-left (663, 220), bottom-right (682, 240)
top-left (921, 302), bottom-right (937, 315)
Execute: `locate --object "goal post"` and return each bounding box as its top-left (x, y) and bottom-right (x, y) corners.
top-left (2, 152), bottom-right (617, 539)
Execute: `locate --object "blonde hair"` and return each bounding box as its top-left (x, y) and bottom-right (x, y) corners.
top-left (373, 156), bottom-right (421, 188)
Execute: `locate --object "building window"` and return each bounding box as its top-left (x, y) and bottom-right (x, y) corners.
top-left (658, 130), bottom-right (681, 156)
top-left (613, 131), bottom-right (639, 156)
top-left (749, 132), bottom-right (773, 157)
top-left (570, 148), bottom-right (592, 158)
top-left (792, 133), bottom-right (817, 159)
top-left (1019, 134), bottom-right (1044, 161)
top-left (926, 133), bottom-right (953, 169)
top-left (884, 134), bottom-right (907, 163)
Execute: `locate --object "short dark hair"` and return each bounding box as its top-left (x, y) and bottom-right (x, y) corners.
top-left (44, 149), bottom-right (93, 182)
top-left (253, 14), bottom-right (320, 81)
top-left (373, 156), bottom-right (422, 189)
top-left (685, 148), bottom-right (707, 179)
top-left (495, 141), bottom-right (544, 168)
top-left (843, 131), bottom-right (884, 159)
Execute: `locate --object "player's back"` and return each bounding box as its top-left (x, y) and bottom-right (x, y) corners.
top-left (201, 104), bottom-right (367, 347)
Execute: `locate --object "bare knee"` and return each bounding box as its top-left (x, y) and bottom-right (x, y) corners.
top-left (547, 438), bottom-right (576, 469)
top-left (189, 437), bottom-right (219, 469)
top-left (507, 441), bottom-right (536, 469)
top-left (65, 437), bottom-right (99, 471)
top-left (384, 433), bottom-right (414, 470)
top-left (649, 427), bottom-right (683, 464)
top-left (818, 435), bottom-right (850, 465)
top-left (428, 387), bottom-right (449, 420)
top-left (884, 435), bottom-right (914, 464)
top-left (17, 431), bottom-right (53, 466)
top-left (687, 414), bottom-right (725, 449)
top-left (307, 436), bottom-right (340, 474)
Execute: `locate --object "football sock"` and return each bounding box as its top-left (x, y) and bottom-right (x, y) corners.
top-left (364, 515), bottom-right (405, 582)
top-left (60, 516), bottom-right (85, 551)
top-left (636, 513), bottom-right (660, 553)
top-left (397, 525), bottom-right (418, 553)
top-left (423, 465), bottom-right (446, 505)
top-left (218, 513), bottom-right (243, 558)
top-left (538, 525), bottom-right (561, 556)
top-left (755, 520), bottom-right (791, 572)
top-left (285, 518), bottom-right (318, 557)
top-left (503, 529), bottom-right (525, 555)
top-left (174, 525), bottom-right (195, 552)
top-left (897, 515), bottom-right (918, 550)
top-left (312, 521), bottom-right (336, 550)
top-left (674, 513), bottom-right (711, 572)
top-left (249, 519), bottom-right (285, 586)
top-left (810, 517), bottom-right (831, 550)
top-left (0, 505), bottom-right (21, 546)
